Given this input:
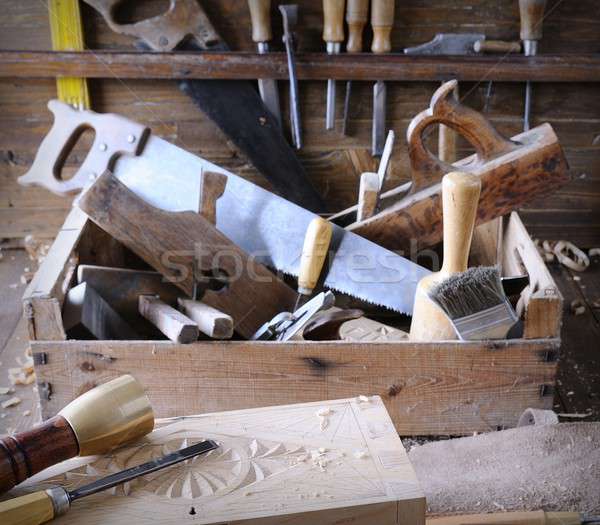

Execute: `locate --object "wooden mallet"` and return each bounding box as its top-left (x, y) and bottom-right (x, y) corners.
top-left (0, 375), bottom-right (154, 494)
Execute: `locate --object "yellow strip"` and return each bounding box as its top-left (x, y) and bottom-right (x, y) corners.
top-left (49, 0), bottom-right (90, 109)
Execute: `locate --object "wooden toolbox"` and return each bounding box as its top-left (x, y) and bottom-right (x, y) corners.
top-left (23, 208), bottom-right (562, 436)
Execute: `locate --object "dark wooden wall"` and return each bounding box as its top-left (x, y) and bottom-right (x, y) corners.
top-left (1, 1), bottom-right (599, 245)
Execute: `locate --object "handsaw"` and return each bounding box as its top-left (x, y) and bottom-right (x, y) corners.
top-left (19, 101), bottom-right (429, 314)
top-left (81, 0), bottom-right (324, 213)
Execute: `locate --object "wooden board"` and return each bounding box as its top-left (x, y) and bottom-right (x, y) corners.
top-left (31, 338), bottom-right (559, 436)
top-left (16, 397), bottom-right (425, 525)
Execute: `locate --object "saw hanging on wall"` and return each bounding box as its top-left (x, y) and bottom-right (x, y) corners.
top-left (75, 0), bottom-right (324, 212)
top-left (20, 101), bottom-right (429, 315)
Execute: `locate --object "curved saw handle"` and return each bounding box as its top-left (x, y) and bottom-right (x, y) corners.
top-left (406, 80), bottom-right (518, 193)
top-left (83, 0), bottom-right (221, 51)
top-left (18, 100), bottom-right (148, 196)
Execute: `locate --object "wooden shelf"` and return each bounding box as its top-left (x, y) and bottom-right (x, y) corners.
top-left (1, 50), bottom-right (599, 82)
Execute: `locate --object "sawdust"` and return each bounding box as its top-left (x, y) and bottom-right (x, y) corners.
top-left (409, 423), bottom-right (600, 515)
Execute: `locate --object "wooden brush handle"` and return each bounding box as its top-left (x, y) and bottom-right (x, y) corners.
top-left (345, 0), bottom-right (369, 52)
top-left (519, 0), bottom-right (547, 41)
top-left (371, 0), bottom-right (395, 54)
top-left (440, 172), bottom-right (482, 275)
top-left (0, 416), bottom-right (79, 494)
top-left (248, 0), bottom-right (272, 43)
top-left (298, 217), bottom-right (333, 295)
top-left (323, 0), bottom-right (345, 43)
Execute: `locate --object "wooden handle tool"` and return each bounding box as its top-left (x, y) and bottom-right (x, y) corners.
top-left (409, 172), bottom-right (481, 341)
top-left (248, 0), bottom-right (272, 43)
top-left (357, 171), bottom-right (380, 221)
top-left (0, 375), bottom-right (153, 494)
top-left (178, 298), bottom-right (234, 339)
top-left (346, 0), bottom-right (369, 53)
top-left (298, 217), bottom-right (333, 297)
top-left (371, 0), bottom-right (394, 54)
top-left (474, 39), bottom-right (522, 54)
top-left (427, 510), bottom-right (586, 525)
top-left (138, 295), bottom-right (199, 343)
top-left (519, 0), bottom-right (547, 45)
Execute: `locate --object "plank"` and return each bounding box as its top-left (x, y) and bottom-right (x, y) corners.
top-left (14, 397), bottom-right (425, 525)
top-left (31, 338), bottom-right (559, 435)
top-left (3, 51), bottom-right (600, 82)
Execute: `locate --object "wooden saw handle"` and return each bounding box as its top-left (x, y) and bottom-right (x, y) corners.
top-left (323, 0), bottom-right (346, 43)
top-left (519, 0), bottom-right (547, 41)
top-left (0, 491), bottom-right (57, 525)
top-left (0, 417), bottom-right (78, 494)
top-left (474, 39), bottom-right (522, 54)
top-left (248, 0), bottom-right (272, 43)
top-left (17, 100), bottom-right (148, 196)
top-left (298, 217), bottom-right (333, 296)
top-left (371, 0), bottom-right (395, 54)
top-left (407, 80), bottom-right (517, 193)
top-left (346, 0), bottom-right (369, 52)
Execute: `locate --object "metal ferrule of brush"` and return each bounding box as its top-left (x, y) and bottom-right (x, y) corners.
top-left (523, 39), bottom-right (537, 56)
top-left (452, 298), bottom-right (519, 341)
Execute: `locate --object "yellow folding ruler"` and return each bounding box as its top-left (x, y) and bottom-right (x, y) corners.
top-left (48, 0), bottom-right (90, 109)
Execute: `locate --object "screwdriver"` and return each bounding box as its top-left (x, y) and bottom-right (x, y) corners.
top-left (295, 216), bottom-right (333, 311)
top-left (342, 0), bottom-right (369, 135)
top-left (519, 0), bottom-right (547, 131)
top-left (0, 440), bottom-right (218, 525)
top-left (323, 0), bottom-right (346, 130)
top-left (248, 0), bottom-right (282, 128)
top-left (371, 0), bottom-right (395, 156)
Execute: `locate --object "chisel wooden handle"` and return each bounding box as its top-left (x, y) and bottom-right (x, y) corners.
top-left (346, 0), bottom-right (368, 52)
top-left (371, 0), bottom-right (395, 53)
top-left (0, 375), bottom-right (153, 494)
top-left (298, 217), bottom-right (333, 296)
top-left (474, 39), bottom-right (522, 54)
top-left (0, 490), bottom-right (59, 525)
top-left (427, 510), bottom-right (582, 525)
top-left (248, 0), bottom-right (272, 43)
top-left (357, 171), bottom-right (380, 221)
top-left (323, 0), bottom-right (345, 43)
top-left (519, 0), bottom-right (547, 42)
top-left (0, 416), bottom-right (78, 494)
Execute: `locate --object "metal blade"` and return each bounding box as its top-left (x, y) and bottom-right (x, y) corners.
top-left (372, 80), bottom-right (387, 156)
top-left (69, 440), bottom-right (218, 502)
top-left (342, 80), bottom-right (352, 135)
top-left (524, 80), bottom-right (532, 131)
top-left (257, 42), bottom-right (282, 128)
top-left (404, 33), bottom-right (485, 55)
top-left (113, 136), bottom-right (430, 313)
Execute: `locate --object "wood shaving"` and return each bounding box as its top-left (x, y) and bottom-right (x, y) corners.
top-left (23, 410), bottom-right (31, 417)
top-left (2, 397), bottom-right (21, 409)
top-left (0, 387), bottom-right (13, 395)
top-left (553, 241), bottom-right (590, 272)
top-left (589, 248), bottom-right (600, 258)
top-left (357, 395), bottom-right (370, 403)
top-left (570, 300), bottom-right (586, 315)
top-left (316, 407), bottom-right (332, 417)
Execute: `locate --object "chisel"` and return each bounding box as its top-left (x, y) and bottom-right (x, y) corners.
top-left (248, 0), bottom-right (282, 128)
top-left (371, 0), bottom-right (395, 156)
top-left (323, 0), bottom-right (346, 130)
top-left (519, 0), bottom-right (547, 131)
top-left (295, 216), bottom-right (333, 310)
top-left (0, 441), bottom-right (218, 525)
top-left (342, 0), bottom-right (369, 135)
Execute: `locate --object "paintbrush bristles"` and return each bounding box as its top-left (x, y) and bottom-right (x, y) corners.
top-left (428, 266), bottom-right (505, 320)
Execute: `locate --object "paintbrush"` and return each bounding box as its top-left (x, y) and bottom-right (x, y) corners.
top-left (427, 266), bottom-right (519, 340)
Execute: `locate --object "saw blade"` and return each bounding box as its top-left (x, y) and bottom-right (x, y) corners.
top-left (113, 136), bottom-right (429, 314)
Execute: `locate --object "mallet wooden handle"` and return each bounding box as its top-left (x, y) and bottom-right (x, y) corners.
top-left (440, 172), bottom-right (482, 274)
top-left (519, 0), bottom-right (547, 42)
top-left (0, 490), bottom-right (58, 525)
top-left (345, 0), bottom-right (369, 52)
top-left (248, 0), bottom-right (272, 43)
top-left (371, 0), bottom-right (395, 54)
top-left (323, 0), bottom-right (345, 43)
top-left (474, 39), bottom-right (522, 54)
top-left (0, 416), bottom-right (78, 494)
top-left (298, 217), bottom-right (333, 296)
